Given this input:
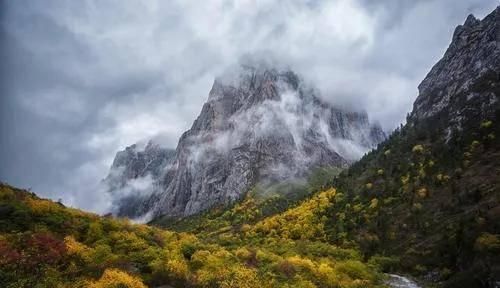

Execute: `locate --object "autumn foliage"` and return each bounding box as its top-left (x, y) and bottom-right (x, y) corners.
top-left (0, 183), bottom-right (384, 288)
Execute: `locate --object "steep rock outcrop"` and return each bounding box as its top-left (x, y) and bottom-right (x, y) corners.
top-left (104, 142), bottom-right (175, 218)
top-left (410, 8), bottom-right (500, 136)
top-left (106, 66), bottom-right (385, 219)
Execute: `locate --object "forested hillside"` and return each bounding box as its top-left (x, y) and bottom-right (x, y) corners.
top-left (0, 183), bottom-right (389, 288)
top-left (329, 116), bottom-right (500, 287)
top-left (325, 8), bottom-right (500, 286)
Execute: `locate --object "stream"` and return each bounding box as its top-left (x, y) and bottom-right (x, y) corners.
top-left (386, 274), bottom-right (422, 288)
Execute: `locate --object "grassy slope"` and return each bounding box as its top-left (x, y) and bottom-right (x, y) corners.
top-left (152, 166), bottom-right (342, 234)
top-left (0, 183), bottom-right (387, 288)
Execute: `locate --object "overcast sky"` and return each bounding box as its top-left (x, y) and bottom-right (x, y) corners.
top-left (1, 0), bottom-right (498, 213)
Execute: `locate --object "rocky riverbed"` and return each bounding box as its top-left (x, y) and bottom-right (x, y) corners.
top-left (386, 274), bottom-right (422, 288)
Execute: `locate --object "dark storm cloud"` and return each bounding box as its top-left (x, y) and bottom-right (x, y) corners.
top-left (0, 0), bottom-right (498, 213)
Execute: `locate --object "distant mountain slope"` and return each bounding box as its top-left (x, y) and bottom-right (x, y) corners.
top-left (104, 141), bottom-right (176, 218)
top-left (106, 65), bottom-right (384, 220)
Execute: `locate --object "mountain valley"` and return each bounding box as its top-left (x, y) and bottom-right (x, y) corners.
top-left (1, 5), bottom-right (500, 288)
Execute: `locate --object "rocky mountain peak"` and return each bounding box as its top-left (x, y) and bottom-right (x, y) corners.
top-left (411, 7), bottom-right (500, 127)
top-left (105, 64), bottom-right (385, 220)
top-left (463, 14), bottom-right (479, 28)
top-left (202, 67), bottom-right (301, 129)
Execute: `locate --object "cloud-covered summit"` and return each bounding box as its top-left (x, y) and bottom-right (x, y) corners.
top-left (106, 65), bottom-right (385, 220)
top-left (0, 0), bottom-right (497, 213)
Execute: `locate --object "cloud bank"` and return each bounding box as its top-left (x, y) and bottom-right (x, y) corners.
top-left (0, 0), bottom-right (497, 213)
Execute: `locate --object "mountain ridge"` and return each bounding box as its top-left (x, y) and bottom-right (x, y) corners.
top-left (411, 7), bottom-right (499, 124)
top-left (106, 66), bottom-right (385, 220)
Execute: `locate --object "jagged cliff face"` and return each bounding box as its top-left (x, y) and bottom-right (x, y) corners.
top-left (106, 66), bottom-right (385, 219)
top-left (104, 142), bottom-right (175, 218)
top-left (410, 9), bottom-right (500, 135)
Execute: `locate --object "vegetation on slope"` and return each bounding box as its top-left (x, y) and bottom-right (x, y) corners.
top-left (327, 113), bottom-right (500, 287)
top-left (0, 183), bottom-right (388, 288)
top-left (153, 166), bottom-right (342, 234)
